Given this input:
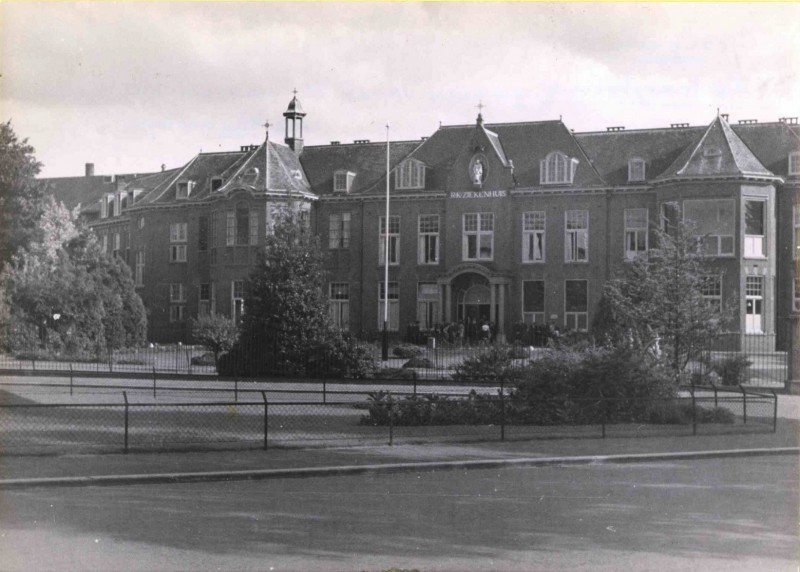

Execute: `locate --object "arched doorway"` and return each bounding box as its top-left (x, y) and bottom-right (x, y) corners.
top-left (458, 283), bottom-right (491, 324)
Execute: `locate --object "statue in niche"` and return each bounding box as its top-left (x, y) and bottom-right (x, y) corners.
top-left (472, 157), bottom-right (485, 185)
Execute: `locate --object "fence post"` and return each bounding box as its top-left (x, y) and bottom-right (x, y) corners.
top-left (261, 391), bottom-right (269, 450)
top-left (500, 376), bottom-right (505, 442)
top-left (123, 391), bottom-right (129, 454)
top-left (771, 389), bottom-right (778, 433)
top-left (109, 350), bottom-right (113, 373)
top-left (69, 363), bottom-right (74, 396)
top-left (413, 375), bottom-right (417, 398)
top-left (691, 386), bottom-right (697, 436)
top-left (323, 379), bottom-right (327, 404)
top-left (600, 392), bottom-right (606, 439)
top-left (711, 381), bottom-right (718, 408)
top-left (153, 366), bottom-right (157, 399)
top-left (235, 378), bottom-right (239, 403)
top-left (388, 394), bottom-right (394, 446)
top-left (31, 358), bottom-right (35, 371)
top-left (740, 385), bottom-right (747, 425)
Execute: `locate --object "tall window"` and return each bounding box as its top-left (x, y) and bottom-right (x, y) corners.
top-left (789, 152), bottom-right (800, 176)
top-left (564, 280), bottom-right (588, 331)
top-left (794, 276), bottom-right (800, 312)
top-left (329, 212), bottom-right (351, 249)
top-left (624, 208), bottom-right (648, 259)
top-left (101, 233), bottom-right (108, 254)
top-left (198, 283), bottom-right (215, 317)
top-left (134, 251), bottom-right (145, 287)
top-left (198, 216), bottom-right (209, 252)
top-left (210, 211), bottom-right (218, 265)
top-left (396, 159), bottom-right (426, 190)
top-left (169, 222), bottom-right (187, 262)
top-left (744, 199), bottom-right (766, 258)
top-left (522, 280), bottom-right (545, 324)
top-left (522, 211), bottom-right (545, 263)
top-left (418, 214), bottom-right (439, 264)
top-left (565, 210), bottom-right (588, 262)
top-left (329, 283), bottom-right (350, 330)
top-left (628, 158), bottom-right (646, 182)
top-left (169, 283), bottom-right (186, 323)
top-left (795, 205), bottom-right (800, 261)
top-left (249, 210), bottom-right (258, 246)
top-left (112, 232), bottom-right (121, 258)
top-left (417, 283), bottom-right (439, 330)
top-left (379, 215), bottom-right (400, 265)
top-left (378, 281), bottom-right (399, 331)
top-left (236, 207), bottom-right (250, 245)
top-left (540, 151), bottom-right (579, 185)
top-left (463, 212), bottom-right (494, 260)
top-left (683, 199), bottom-right (735, 256)
top-left (700, 275), bottom-right (722, 312)
top-left (232, 280), bottom-right (245, 325)
top-left (745, 276), bottom-right (764, 334)
top-left (226, 211), bottom-right (235, 246)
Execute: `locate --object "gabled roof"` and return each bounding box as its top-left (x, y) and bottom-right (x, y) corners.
top-left (732, 122), bottom-right (800, 177)
top-left (655, 115), bottom-right (775, 182)
top-left (300, 140), bottom-right (421, 196)
top-left (216, 141), bottom-right (312, 198)
top-left (45, 169), bottom-right (177, 212)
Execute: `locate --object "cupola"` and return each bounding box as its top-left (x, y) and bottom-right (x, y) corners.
top-left (284, 89), bottom-right (306, 154)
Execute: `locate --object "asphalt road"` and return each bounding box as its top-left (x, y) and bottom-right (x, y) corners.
top-left (1, 455), bottom-right (797, 571)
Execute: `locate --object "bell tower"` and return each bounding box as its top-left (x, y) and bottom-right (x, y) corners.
top-left (283, 89), bottom-right (306, 154)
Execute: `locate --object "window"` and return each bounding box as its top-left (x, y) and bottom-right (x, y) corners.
top-left (744, 199), bottom-right (766, 258)
top-left (211, 177), bottom-right (223, 192)
top-left (226, 211), bottom-right (235, 246)
top-left (522, 211), bottom-right (545, 263)
top-left (170, 222), bottom-right (187, 262)
top-left (396, 159), bottom-right (426, 190)
top-left (683, 199), bottom-right (735, 256)
top-left (745, 276), bottom-right (764, 334)
top-left (329, 283), bottom-right (350, 331)
top-left (378, 282), bottom-right (400, 331)
top-left (789, 152), bottom-right (800, 176)
top-left (169, 283), bottom-right (186, 323)
top-left (138, 216), bottom-right (145, 230)
top-left (176, 181), bottom-right (194, 200)
top-left (565, 210), bottom-right (588, 262)
top-left (249, 209), bottom-right (258, 246)
top-left (700, 275), bottom-right (722, 312)
top-left (333, 170), bottom-right (355, 193)
top-left (134, 251), bottom-right (144, 287)
top-left (463, 213), bottom-right (494, 260)
top-left (628, 158), bottom-right (646, 182)
top-left (199, 283), bottom-right (215, 317)
top-left (795, 205), bottom-right (800, 261)
top-left (101, 233), bottom-right (108, 254)
top-left (198, 216), bottom-right (209, 252)
top-left (660, 202), bottom-right (680, 233)
top-left (236, 207), bottom-right (250, 245)
top-left (100, 196), bottom-right (108, 219)
top-left (417, 283), bottom-right (439, 330)
top-left (540, 151), bottom-right (579, 185)
top-left (232, 280), bottom-right (245, 325)
top-left (418, 214), bottom-right (439, 264)
top-left (329, 212), bottom-right (351, 249)
top-left (624, 208), bottom-right (648, 259)
top-left (794, 276), bottom-right (800, 312)
top-left (112, 232), bottom-right (121, 258)
top-left (522, 280), bottom-right (545, 324)
top-left (379, 215), bottom-right (400, 265)
top-left (564, 280), bottom-right (588, 331)
top-left (210, 211), bottom-right (218, 265)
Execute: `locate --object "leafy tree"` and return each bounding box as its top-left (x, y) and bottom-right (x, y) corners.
top-left (601, 214), bottom-right (735, 379)
top-left (0, 121), bottom-right (47, 271)
top-left (191, 313), bottom-right (238, 366)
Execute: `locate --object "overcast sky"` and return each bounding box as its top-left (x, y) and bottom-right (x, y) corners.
top-left (2, 2), bottom-right (799, 178)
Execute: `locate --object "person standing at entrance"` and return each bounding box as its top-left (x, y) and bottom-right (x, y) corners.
top-left (481, 320), bottom-right (490, 345)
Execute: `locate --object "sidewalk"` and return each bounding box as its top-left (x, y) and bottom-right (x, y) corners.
top-left (2, 418), bottom-right (797, 488)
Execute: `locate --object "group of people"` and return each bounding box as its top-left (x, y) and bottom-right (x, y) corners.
top-left (405, 318), bottom-right (498, 346)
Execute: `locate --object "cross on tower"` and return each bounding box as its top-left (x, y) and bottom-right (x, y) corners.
top-left (263, 119), bottom-right (271, 141)
top-left (476, 100), bottom-right (486, 125)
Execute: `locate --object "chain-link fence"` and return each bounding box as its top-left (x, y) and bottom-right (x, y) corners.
top-left (0, 386), bottom-right (777, 455)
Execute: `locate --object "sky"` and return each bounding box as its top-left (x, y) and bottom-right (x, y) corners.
top-left (2, 1), bottom-right (799, 178)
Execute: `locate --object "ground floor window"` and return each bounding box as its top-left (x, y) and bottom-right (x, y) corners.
top-left (199, 283), bottom-right (215, 317)
top-left (417, 282), bottom-right (439, 330)
top-left (522, 280), bottom-right (545, 324)
top-left (378, 281), bottom-right (399, 331)
top-left (169, 283), bottom-right (186, 323)
top-left (700, 275), bottom-right (722, 312)
top-left (232, 280), bottom-right (245, 325)
top-left (745, 276), bottom-right (764, 333)
top-left (564, 280), bottom-right (588, 331)
top-left (329, 282), bottom-right (350, 330)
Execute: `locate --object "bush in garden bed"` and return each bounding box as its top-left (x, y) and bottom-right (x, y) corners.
top-left (393, 344), bottom-right (425, 359)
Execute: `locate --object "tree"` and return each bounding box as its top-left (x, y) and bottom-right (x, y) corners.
top-left (600, 215), bottom-right (735, 379)
top-left (0, 121), bottom-right (47, 271)
top-left (191, 313), bottom-right (238, 367)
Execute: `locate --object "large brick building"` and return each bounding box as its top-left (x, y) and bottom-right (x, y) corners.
top-left (45, 95), bottom-right (800, 350)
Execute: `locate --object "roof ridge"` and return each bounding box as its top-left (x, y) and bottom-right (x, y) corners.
top-left (302, 139), bottom-right (422, 149)
top-left (719, 117), bottom-right (770, 175)
top-left (149, 155), bottom-right (199, 202)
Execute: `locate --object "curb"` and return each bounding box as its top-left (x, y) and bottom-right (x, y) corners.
top-left (1, 446), bottom-right (798, 490)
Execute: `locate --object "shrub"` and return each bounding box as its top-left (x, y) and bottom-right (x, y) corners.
top-left (191, 314), bottom-right (238, 367)
top-left (359, 390), bottom-right (502, 427)
top-left (373, 367), bottom-right (417, 380)
top-left (452, 345), bottom-right (525, 383)
top-left (402, 356), bottom-right (433, 369)
top-left (393, 344), bottom-right (424, 358)
top-left (710, 355), bottom-right (751, 386)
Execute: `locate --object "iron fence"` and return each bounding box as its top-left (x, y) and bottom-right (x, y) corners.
top-left (0, 386), bottom-right (777, 456)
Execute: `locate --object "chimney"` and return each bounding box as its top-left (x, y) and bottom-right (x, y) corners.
top-left (85, 163), bottom-right (95, 177)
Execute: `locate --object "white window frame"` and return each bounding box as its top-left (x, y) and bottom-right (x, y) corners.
top-left (463, 212), bottom-right (494, 261)
top-left (789, 152), bottom-right (800, 176)
top-left (329, 212), bottom-right (351, 250)
top-left (333, 170), bottom-right (355, 193)
top-left (701, 274), bottom-right (722, 312)
top-left (743, 198), bottom-right (767, 258)
top-left (379, 215), bottom-right (400, 266)
top-left (169, 304), bottom-right (186, 323)
top-left (628, 158), bottom-right (646, 182)
top-left (170, 283), bottom-right (186, 303)
top-left (134, 251), bottom-right (145, 287)
top-left (232, 280), bottom-right (245, 324)
top-left (329, 282), bottom-right (350, 331)
top-left (745, 275), bottom-right (764, 334)
top-left (378, 281), bottom-right (400, 332)
top-left (565, 210), bottom-right (589, 263)
top-left (138, 216), bottom-right (145, 230)
top-left (624, 208), bottom-right (648, 260)
top-left (169, 222), bottom-right (188, 263)
top-left (112, 232), bottom-right (121, 258)
top-left (226, 211), bottom-right (236, 246)
top-left (416, 282), bottom-right (439, 330)
top-left (396, 159), bottom-right (426, 190)
top-left (683, 199), bottom-right (735, 257)
top-left (564, 279), bottom-right (589, 332)
top-left (198, 283), bottom-right (215, 317)
top-left (540, 151), bottom-right (579, 185)
top-left (176, 181), bottom-right (194, 200)
top-left (249, 210), bottom-right (259, 246)
top-left (418, 214), bottom-right (440, 265)
top-left (522, 280), bottom-right (545, 325)
top-left (522, 211), bottom-right (546, 263)
top-left (101, 233), bottom-right (108, 254)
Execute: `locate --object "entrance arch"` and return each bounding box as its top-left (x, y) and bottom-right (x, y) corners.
top-left (437, 264), bottom-right (511, 341)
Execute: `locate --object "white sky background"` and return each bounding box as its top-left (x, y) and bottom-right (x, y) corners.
top-left (2, 1), bottom-right (799, 178)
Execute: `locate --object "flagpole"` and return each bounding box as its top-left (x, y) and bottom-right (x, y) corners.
top-left (382, 123), bottom-right (390, 361)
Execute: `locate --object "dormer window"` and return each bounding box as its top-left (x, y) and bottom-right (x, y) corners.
top-left (333, 170), bottom-right (355, 193)
top-left (112, 193), bottom-right (121, 216)
top-left (245, 167), bottom-right (259, 181)
top-left (210, 177), bottom-right (223, 192)
top-left (540, 151), bottom-right (579, 185)
top-left (132, 189), bottom-right (143, 203)
top-left (176, 181), bottom-right (194, 200)
top-left (789, 152), bottom-right (800, 176)
top-left (395, 159), bottom-right (426, 190)
top-left (100, 195), bottom-right (109, 218)
top-left (628, 158), bottom-right (646, 182)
